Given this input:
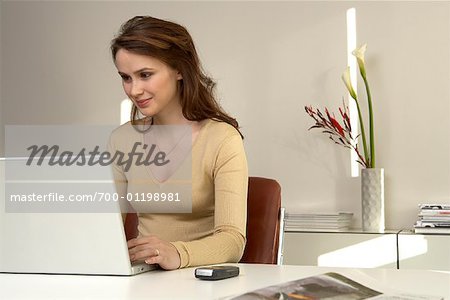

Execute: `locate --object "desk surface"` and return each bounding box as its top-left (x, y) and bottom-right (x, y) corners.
top-left (1, 264), bottom-right (449, 299)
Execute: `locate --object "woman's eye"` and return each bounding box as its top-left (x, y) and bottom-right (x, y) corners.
top-left (120, 75), bottom-right (131, 82)
top-left (140, 72), bottom-right (153, 79)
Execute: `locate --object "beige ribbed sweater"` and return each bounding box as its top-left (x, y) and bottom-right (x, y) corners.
top-left (108, 119), bottom-right (248, 268)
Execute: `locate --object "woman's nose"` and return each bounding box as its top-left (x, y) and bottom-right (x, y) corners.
top-left (130, 81), bottom-right (144, 98)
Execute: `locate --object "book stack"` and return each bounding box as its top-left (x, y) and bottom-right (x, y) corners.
top-left (414, 204), bottom-right (450, 234)
top-left (284, 212), bottom-right (353, 232)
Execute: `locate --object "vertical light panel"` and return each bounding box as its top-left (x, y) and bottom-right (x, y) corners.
top-left (120, 99), bottom-right (132, 125)
top-left (346, 8), bottom-right (359, 177)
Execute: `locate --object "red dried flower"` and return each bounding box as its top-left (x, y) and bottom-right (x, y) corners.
top-left (305, 103), bottom-right (368, 167)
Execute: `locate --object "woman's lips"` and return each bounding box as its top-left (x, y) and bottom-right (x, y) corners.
top-left (136, 98), bottom-right (152, 108)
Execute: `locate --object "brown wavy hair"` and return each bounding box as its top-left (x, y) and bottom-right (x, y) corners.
top-left (111, 16), bottom-right (242, 137)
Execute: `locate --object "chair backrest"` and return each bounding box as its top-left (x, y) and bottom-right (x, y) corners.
top-left (124, 176), bottom-right (283, 264)
top-left (240, 176), bottom-right (282, 265)
top-left (124, 212), bottom-right (139, 241)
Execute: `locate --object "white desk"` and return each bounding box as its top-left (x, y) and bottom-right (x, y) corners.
top-left (1, 264), bottom-right (449, 299)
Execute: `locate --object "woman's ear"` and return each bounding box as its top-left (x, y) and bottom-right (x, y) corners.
top-left (176, 71), bottom-right (183, 80)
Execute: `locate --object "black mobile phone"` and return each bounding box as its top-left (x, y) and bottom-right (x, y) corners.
top-left (194, 265), bottom-right (240, 281)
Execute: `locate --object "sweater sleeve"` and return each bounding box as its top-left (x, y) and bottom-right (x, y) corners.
top-left (171, 131), bottom-right (248, 268)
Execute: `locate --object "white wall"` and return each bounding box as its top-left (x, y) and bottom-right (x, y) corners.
top-left (1, 1), bottom-right (449, 230)
top-left (0, 1), bottom-right (3, 159)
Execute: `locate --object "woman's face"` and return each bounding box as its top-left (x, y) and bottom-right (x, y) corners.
top-left (114, 49), bottom-right (183, 120)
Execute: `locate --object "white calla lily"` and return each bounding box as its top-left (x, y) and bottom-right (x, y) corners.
top-left (352, 43), bottom-right (367, 79)
top-left (341, 67), bottom-right (357, 100)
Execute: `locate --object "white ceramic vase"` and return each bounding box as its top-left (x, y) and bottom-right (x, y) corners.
top-left (361, 168), bottom-right (385, 232)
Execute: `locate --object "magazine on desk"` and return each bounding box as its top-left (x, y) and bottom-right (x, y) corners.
top-left (222, 272), bottom-right (444, 300)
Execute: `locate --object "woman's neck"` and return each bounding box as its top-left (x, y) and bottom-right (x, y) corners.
top-left (151, 111), bottom-right (205, 144)
top-left (152, 114), bottom-right (192, 126)
top-left (150, 100), bottom-right (191, 125)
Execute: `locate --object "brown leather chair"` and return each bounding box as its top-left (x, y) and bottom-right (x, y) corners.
top-left (124, 212), bottom-right (139, 241)
top-left (240, 177), bottom-right (282, 264)
top-left (124, 176), bottom-right (283, 264)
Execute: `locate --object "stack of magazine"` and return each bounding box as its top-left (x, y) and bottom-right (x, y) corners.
top-left (223, 272), bottom-right (444, 300)
top-left (414, 204), bottom-right (450, 234)
top-left (284, 212), bottom-right (353, 232)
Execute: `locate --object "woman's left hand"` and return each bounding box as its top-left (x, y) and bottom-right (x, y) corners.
top-left (127, 235), bottom-right (181, 270)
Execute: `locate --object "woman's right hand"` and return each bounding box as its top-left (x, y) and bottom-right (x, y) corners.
top-left (127, 235), bottom-right (181, 270)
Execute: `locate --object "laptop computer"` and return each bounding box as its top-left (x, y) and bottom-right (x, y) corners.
top-left (0, 157), bottom-right (157, 276)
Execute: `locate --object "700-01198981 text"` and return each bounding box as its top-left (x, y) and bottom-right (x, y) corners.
top-left (9, 192), bottom-right (181, 203)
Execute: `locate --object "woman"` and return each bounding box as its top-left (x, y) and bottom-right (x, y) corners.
top-left (108, 16), bottom-right (248, 270)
